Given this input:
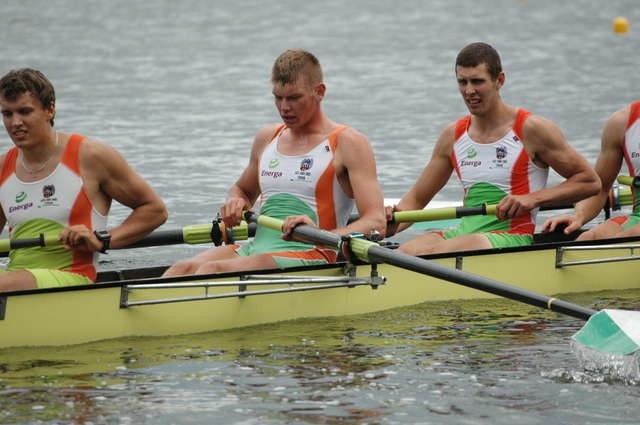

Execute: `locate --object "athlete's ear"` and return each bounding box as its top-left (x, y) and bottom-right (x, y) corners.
top-left (314, 83), bottom-right (326, 98)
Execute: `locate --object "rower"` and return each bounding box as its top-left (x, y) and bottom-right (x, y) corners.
top-left (542, 102), bottom-right (640, 240)
top-left (163, 49), bottom-right (385, 277)
top-left (385, 42), bottom-right (600, 255)
top-left (0, 69), bottom-right (167, 292)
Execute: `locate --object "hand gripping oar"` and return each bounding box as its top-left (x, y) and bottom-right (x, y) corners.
top-left (390, 192), bottom-right (634, 223)
top-left (246, 211), bottom-right (640, 357)
top-left (0, 220), bottom-right (253, 253)
top-left (355, 192), bottom-right (632, 227)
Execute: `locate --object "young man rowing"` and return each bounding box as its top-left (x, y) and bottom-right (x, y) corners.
top-left (164, 49), bottom-right (385, 276)
top-left (542, 101), bottom-right (640, 239)
top-left (0, 69), bottom-right (167, 292)
top-left (386, 42), bottom-right (600, 255)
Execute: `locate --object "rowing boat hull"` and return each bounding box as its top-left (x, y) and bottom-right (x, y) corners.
top-left (2, 236), bottom-right (640, 348)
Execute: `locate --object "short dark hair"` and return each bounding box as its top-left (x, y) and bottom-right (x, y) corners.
top-left (0, 68), bottom-right (56, 126)
top-left (455, 42), bottom-right (502, 81)
top-left (271, 49), bottom-right (323, 87)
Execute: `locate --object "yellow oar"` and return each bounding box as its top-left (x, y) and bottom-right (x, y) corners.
top-left (616, 175), bottom-right (636, 187)
top-left (0, 221), bottom-right (253, 253)
top-left (390, 184), bottom-right (633, 225)
top-left (392, 204), bottom-right (497, 223)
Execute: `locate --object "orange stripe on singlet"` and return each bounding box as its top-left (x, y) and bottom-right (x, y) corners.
top-left (508, 109), bottom-right (535, 234)
top-left (315, 125), bottom-right (348, 230)
top-left (64, 135), bottom-right (97, 280)
top-left (0, 148), bottom-right (18, 186)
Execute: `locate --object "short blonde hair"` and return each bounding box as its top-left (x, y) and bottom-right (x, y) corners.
top-left (271, 49), bottom-right (323, 87)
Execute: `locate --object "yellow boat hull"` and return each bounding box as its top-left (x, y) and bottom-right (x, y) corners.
top-left (2, 237), bottom-right (639, 348)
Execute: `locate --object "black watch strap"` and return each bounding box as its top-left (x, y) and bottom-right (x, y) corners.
top-left (94, 230), bottom-right (111, 253)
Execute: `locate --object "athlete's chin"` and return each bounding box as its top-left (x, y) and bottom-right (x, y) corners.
top-left (11, 136), bottom-right (28, 147)
top-left (466, 102), bottom-right (482, 113)
top-left (467, 106), bottom-right (487, 116)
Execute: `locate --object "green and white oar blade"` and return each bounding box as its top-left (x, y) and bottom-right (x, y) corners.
top-left (572, 309), bottom-right (640, 356)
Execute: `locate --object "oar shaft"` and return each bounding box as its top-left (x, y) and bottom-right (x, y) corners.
top-left (364, 243), bottom-right (596, 320)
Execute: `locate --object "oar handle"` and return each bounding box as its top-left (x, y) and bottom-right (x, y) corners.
top-left (617, 175), bottom-right (637, 187)
top-left (392, 204), bottom-right (497, 223)
top-left (0, 232), bottom-right (62, 251)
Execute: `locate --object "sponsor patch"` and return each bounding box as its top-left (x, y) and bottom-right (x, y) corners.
top-left (15, 191), bottom-right (27, 203)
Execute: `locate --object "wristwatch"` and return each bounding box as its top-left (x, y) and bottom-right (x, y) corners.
top-left (93, 230), bottom-right (111, 253)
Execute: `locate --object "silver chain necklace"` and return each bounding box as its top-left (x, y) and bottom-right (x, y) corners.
top-left (20, 132), bottom-right (59, 175)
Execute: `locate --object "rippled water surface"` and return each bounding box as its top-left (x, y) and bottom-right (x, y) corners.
top-left (1, 0), bottom-right (640, 423)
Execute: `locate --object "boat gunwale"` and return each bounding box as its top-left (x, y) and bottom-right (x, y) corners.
top-left (2, 233), bottom-right (640, 299)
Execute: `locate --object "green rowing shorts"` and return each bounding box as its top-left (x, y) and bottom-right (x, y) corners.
top-left (443, 227), bottom-right (533, 248)
top-left (610, 214), bottom-right (640, 230)
top-left (0, 268), bottom-right (93, 289)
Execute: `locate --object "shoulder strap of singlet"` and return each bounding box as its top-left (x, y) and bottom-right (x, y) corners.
top-left (268, 124), bottom-right (287, 144)
top-left (454, 116), bottom-right (471, 140)
top-left (513, 109), bottom-right (532, 141)
top-left (60, 134), bottom-right (85, 175)
top-left (327, 125), bottom-right (349, 153)
top-left (0, 147), bottom-right (19, 186)
top-left (627, 102), bottom-right (640, 130)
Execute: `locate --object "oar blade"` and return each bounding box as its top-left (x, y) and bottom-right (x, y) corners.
top-left (572, 309), bottom-right (640, 356)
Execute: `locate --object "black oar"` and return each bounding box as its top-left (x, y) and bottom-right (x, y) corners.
top-left (246, 212), bottom-right (640, 357)
top-left (0, 221), bottom-right (254, 253)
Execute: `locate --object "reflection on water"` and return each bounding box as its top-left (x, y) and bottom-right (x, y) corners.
top-left (2, 291), bottom-right (639, 424)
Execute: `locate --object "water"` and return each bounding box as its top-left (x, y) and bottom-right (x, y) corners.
top-left (1, 0), bottom-right (640, 423)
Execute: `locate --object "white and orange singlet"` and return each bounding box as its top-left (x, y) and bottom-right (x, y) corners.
top-left (0, 134), bottom-right (107, 282)
top-left (620, 101), bottom-right (640, 214)
top-left (610, 101), bottom-right (640, 229)
top-left (447, 109), bottom-right (548, 243)
top-left (237, 125), bottom-right (355, 267)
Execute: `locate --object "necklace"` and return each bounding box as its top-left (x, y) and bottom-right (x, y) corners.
top-left (20, 132), bottom-right (59, 175)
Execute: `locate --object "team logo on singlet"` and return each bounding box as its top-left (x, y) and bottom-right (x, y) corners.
top-left (269, 159), bottom-right (280, 168)
top-left (294, 157), bottom-right (314, 181)
top-left (466, 148), bottom-right (477, 159)
top-left (300, 158), bottom-right (313, 171)
top-left (43, 185), bottom-right (55, 198)
top-left (492, 145), bottom-right (509, 168)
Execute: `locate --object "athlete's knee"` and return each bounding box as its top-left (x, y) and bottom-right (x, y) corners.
top-left (575, 230), bottom-right (597, 241)
top-left (194, 261), bottom-right (229, 275)
top-left (397, 242), bottom-right (433, 256)
top-left (163, 259), bottom-right (201, 277)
